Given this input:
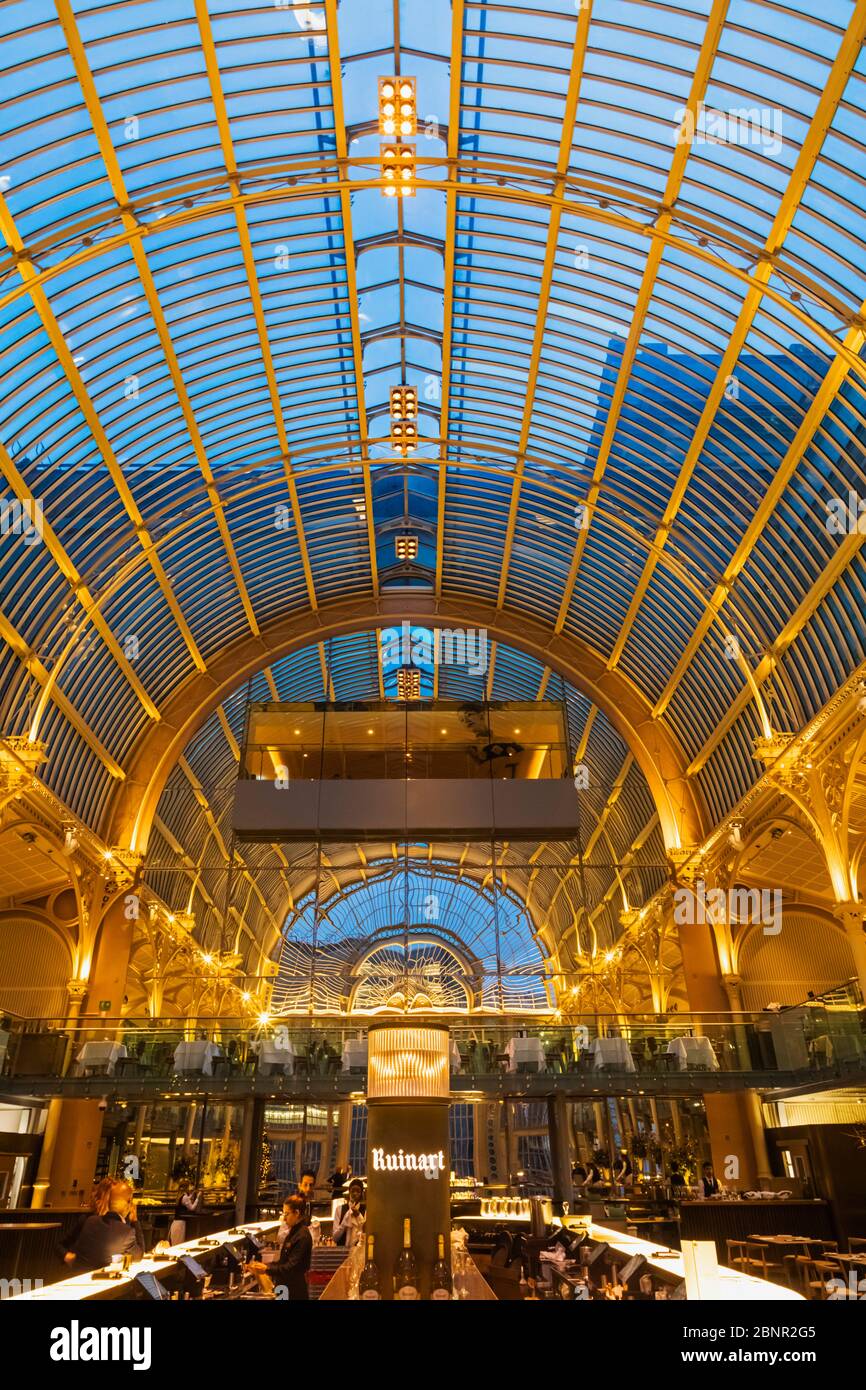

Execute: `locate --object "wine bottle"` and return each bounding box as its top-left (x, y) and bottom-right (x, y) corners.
top-left (393, 1217), bottom-right (419, 1300)
top-left (359, 1234), bottom-right (381, 1300)
top-left (430, 1232), bottom-right (452, 1300)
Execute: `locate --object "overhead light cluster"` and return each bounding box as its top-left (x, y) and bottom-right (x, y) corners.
top-left (380, 142), bottom-right (416, 197)
top-left (396, 667), bottom-right (421, 700)
top-left (395, 533), bottom-right (418, 561)
top-left (390, 383), bottom-right (418, 454)
top-left (379, 75), bottom-right (417, 196)
top-left (379, 76), bottom-right (416, 136)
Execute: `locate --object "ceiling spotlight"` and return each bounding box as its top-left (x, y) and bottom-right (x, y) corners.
top-left (390, 384), bottom-right (419, 455)
top-left (379, 75), bottom-right (416, 137)
top-left (395, 533), bottom-right (418, 560)
top-left (396, 667), bottom-right (421, 700)
top-left (380, 142), bottom-right (416, 197)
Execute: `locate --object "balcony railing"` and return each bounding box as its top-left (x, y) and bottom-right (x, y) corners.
top-left (1, 1007), bottom-right (864, 1090)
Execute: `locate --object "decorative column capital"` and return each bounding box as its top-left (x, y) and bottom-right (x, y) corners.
top-left (833, 901), bottom-right (866, 931)
top-left (104, 848), bottom-right (143, 888)
top-left (66, 978), bottom-right (89, 1001)
top-left (667, 846), bottom-right (703, 884)
top-left (0, 736), bottom-right (47, 795)
top-left (752, 730), bottom-right (796, 768)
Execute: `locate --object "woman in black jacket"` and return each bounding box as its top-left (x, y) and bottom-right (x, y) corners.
top-left (65, 1178), bottom-right (144, 1271)
top-left (248, 1195), bottom-right (312, 1300)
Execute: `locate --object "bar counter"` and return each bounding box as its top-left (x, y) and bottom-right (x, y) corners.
top-left (580, 1222), bottom-right (804, 1301)
top-left (678, 1199), bottom-right (834, 1260)
top-left (9, 1219), bottom-right (280, 1302)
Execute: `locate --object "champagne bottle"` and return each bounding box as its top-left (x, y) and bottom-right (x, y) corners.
top-left (430, 1232), bottom-right (452, 1300)
top-left (393, 1217), bottom-right (419, 1300)
top-left (359, 1234), bottom-right (381, 1300)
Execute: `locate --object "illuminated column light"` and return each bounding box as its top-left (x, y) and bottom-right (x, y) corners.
top-left (367, 1025), bottom-right (450, 1100)
top-left (390, 383), bottom-right (418, 455)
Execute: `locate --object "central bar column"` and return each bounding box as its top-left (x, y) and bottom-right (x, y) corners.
top-left (365, 1023), bottom-right (451, 1300)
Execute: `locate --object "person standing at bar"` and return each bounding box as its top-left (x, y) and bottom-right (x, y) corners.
top-left (169, 1180), bottom-right (204, 1245)
top-left (332, 1178), bottom-right (366, 1247)
top-left (248, 1195), bottom-right (312, 1300)
top-left (294, 1169), bottom-right (316, 1225)
top-left (698, 1160), bottom-right (724, 1197)
top-left (60, 1177), bottom-right (113, 1267)
top-left (64, 1178), bottom-right (144, 1271)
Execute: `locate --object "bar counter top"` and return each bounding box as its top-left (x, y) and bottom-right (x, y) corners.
top-left (575, 1222), bottom-right (805, 1301)
top-left (9, 1219), bottom-right (280, 1302)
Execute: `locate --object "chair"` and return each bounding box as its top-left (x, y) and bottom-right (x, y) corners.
top-left (726, 1240), bottom-right (784, 1282)
top-left (789, 1256), bottom-right (839, 1300)
top-left (726, 1239), bottom-right (747, 1270)
top-left (115, 1056), bottom-right (147, 1078)
top-left (848, 1237), bottom-right (866, 1254)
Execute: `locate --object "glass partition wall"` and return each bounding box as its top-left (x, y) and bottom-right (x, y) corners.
top-left (240, 700), bottom-right (570, 783)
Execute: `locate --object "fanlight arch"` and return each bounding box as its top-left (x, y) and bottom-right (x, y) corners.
top-left (350, 937), bottom-right (472, 1015)
top-left (271, 863), bottom-right (553, 1015)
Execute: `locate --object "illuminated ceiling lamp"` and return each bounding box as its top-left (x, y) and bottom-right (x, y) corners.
top-left (378, 76), bottom-right (417, 137)
top-left (389, 383), bottom-right (419, 455)
top-left (379, 76), bottom-right (417, 200)
top-left (380, 141), bottom-right (417, 198)
top-left (394, 533), bottom-right (418, 561)
top-left (396, 666), bottom-right (421, 700)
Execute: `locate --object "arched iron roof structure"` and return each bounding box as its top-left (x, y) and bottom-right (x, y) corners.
top-left (2, 0), bottom-right (866, 896)
top-left (144, 632), bottom-right (670, 990)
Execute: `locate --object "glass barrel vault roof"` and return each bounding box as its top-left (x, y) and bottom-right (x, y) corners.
top-left (1, 0), bottom-right (866, 845)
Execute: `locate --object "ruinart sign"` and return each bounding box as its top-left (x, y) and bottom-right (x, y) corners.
top-left (371, 1146), bottom-right (446, 1177)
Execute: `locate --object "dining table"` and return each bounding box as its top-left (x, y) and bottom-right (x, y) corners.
top-left (253, 1039), bottom-right (295, 1075)
top-left (74, 1041), bottom-right (127, 1075)
top-left (505, 1036), bottom-right (546, 1072)
top-left (666, 1035), bottom-right (719, 1071)
top-left (173, 1040), bottom-right (224, 1076)
top-left (342, 1039), bottom-right (368, 1072)
top-left (590, 1037), bottom-right (636, 1072)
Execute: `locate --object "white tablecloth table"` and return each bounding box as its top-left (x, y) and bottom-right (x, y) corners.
top-left (254, 1040), bottom-right (295, 1075)
top-left (342, 1040), bottom-right (368, 1071)
top-left (174, 1040), bottom-right (223, 1076)
top-left (505, 1037), bottom-right (546, 1072)
top-left (591, 1038), bottom-right (636, 1072)
top-left (666, 1036), bottom-right (719, 1071)
top-left (75, 1041), bottom-right (127, 1075)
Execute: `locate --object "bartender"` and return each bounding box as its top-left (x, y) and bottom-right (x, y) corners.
top-left (698, 1161), bottom-right (724, 1197)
